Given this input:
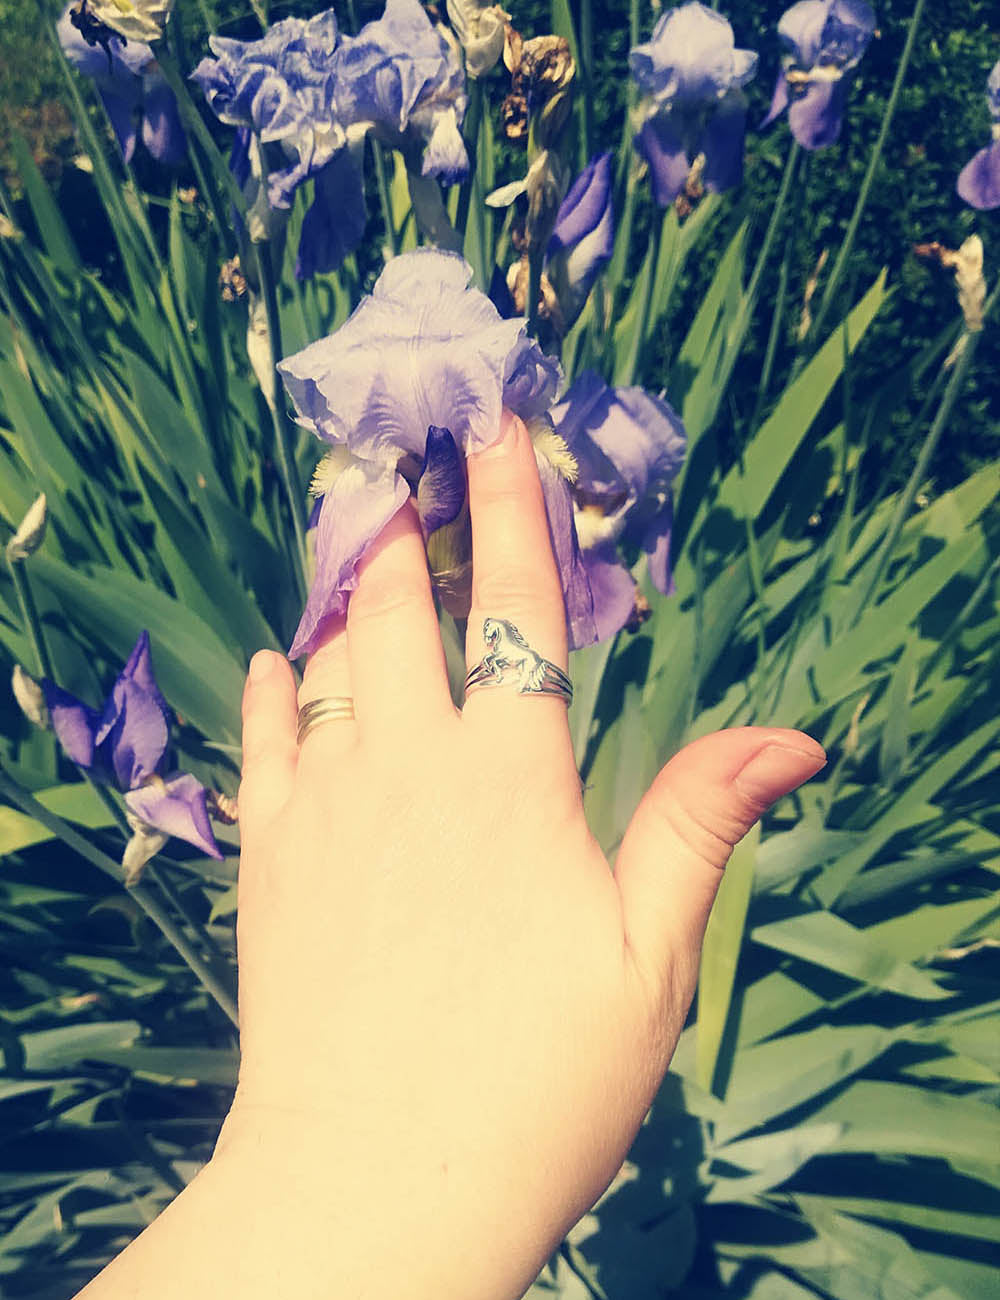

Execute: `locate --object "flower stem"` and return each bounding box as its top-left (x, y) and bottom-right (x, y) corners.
top-left (6, 558), bottom-right (52, 680)
top-left (254, 238), bottom-right (309, 603)
top-left (0, 765), bottom-right (239, 1028)
top-left (526, 247), bottom-right (544, 337)
top-left (371, 138), bottom-right (399, 259)
top-left (617, 237), bottom-right (656, 386)
top-left (805, 0), bottom-right (926, 351)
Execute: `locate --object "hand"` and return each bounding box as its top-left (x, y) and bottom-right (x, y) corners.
top-left (220, 410), bottom-right (826, 1297)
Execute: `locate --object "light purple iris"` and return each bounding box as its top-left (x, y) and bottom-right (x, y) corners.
top-left (762, 0), bottom-right (877, 149)
top-left (629, 2), bottom-right (758, 205)
top-left (41, 632), bottom-right (222, 860)
top-left (957, 60), bottom-right (1000, 210)
top-left (278, 248), bottom-right (600, 658)
top-left (546, 153), bottom-right (614, 330)
top-left (57, 4), bottom-right (186, 164)
top-left (332, 0), bottom-right (469, 184)
top-left (191, 9), bottom-right (365, 276)
top-left (552, 372), bottom-right (687, 640)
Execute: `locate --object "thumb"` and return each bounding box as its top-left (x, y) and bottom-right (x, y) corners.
top-left (615, 727), bottom-right (825, 997)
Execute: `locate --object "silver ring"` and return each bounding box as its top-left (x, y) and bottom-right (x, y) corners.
top-left (296, 696), bottom-right (355, 745)
top-left (464, 618), bottom-right (572, 705)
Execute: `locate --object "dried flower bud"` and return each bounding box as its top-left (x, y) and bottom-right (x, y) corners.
top-left (5, 494), bottom-right (48, 562)
top-left (447, 0), bottom-right (509, 78)
top-left (520, 35), bottom-right (575, 94)
top-left (502, 91), bottom-right (529, 140)
top-left (246, 294), bottom-right (276, 408)
top-left (525, 149), bottom-right (568, 253)
top-left (219, 256), bottom-right (248, 303)
top-left (914, 235), bottom-right (987, 365)
top-left (207, 790), bottom-right (239, 824)
top-left (122, 811), bottom-right (168, 886)
top-left (11, 664), bottom-right (50, 730)
top-left (0, 213), bottom-right (21, 240)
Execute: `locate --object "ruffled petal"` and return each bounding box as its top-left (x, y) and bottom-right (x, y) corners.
top-left (295, 148), bottom-right (367, 278)
top-left (288, 462), bottom-right (410, 659)
top-left (124, 772), bottom-right (223, 860)
top-left (776, 0), bottom-right (831, 67)
top-left (957, 141), bottom-right (1000, 211)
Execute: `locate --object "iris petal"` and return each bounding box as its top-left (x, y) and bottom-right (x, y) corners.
top-left (417, 427), bottom-right (466, 536)
top-left (296, 148), bottom-right (367, 278)
top-left (534, 452), bottom-right (596, 650)
top-left (288, 461), bottom-right (410, 659)
top-left (42, 682), bottom-right (100, 770)
top-left (957, 141), bottom-right (1000, 211)
top-left (125, 773), bottom-right (223, 860)
top-left (581, 546), bottom-right (639, 642)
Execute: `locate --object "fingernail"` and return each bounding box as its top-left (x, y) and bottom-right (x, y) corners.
top-left (735, 741), bottom-right (826, 806)
top-left (248, 651), bottom-right (274, 683)
top-left (474, 410), bottom-right (519, 460)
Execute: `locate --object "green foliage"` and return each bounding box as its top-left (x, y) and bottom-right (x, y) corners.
top-left (1, 1), bottom-right (998, 1297)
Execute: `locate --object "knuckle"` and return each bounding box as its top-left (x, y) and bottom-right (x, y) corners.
top-left (471, 567), bottom-right (561, 618)
top-left (650, 795), bottom-right (744, 872)
top-left (347, 580), bottom-right (429, 628)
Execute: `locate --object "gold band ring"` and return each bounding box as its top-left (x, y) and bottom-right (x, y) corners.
top-left (296, 696), bottom-right (356, 746)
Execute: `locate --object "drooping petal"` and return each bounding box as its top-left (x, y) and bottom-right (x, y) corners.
top-left (534, 451), bottom-right (597, 650)
top-left (641, 497), bottom-right (677, 595)
top-left (295, 148), bottom-right (367, 278)
top-left (957, 141), bottom-right (1000, 211)
top-left (700, 91), bottom-right (749, 193)
top-left (761, 71), bottom-right (791, 128)
top-left (421, 108), bottom-right (470, 184)
top-left (787, 77), bottom-right (849, 149)
top-left (416, 426), bottom-right (466, 536)
top-left (580, 545), bottom-right (640, 642)
top-left (124, 773), bottom-right (223, 860)
top-left (140, 70), bottom-right (187, 163)
top-left (635, 113), bottom-right (691, 206)
top-left (41, 681), bottom-right (100, 769)
top-left (98, 88), bottom-right (140, 163)
top-left (288, 461), bottom-right (411, 659)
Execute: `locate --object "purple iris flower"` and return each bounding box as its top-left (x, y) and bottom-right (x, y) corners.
top-left (957, 60), bottom-right (1000, 210)
top-left (629, 2), bottom-right (758, 205)
top-left (552, 372), bottom-right (687, 640)
top-left (41, 632), bottom-right (222, 860)
top-left (191, 9), bottom-right (365, 276)
top-left (546, 153), bottom-right (614, 330)
top-left (332, 0), bottom-right (470, 184)
top-left (57, 4), bottom-right (186, 164)
top-left (278, 248), bottom-right (599, 658)
top-left (762, 0), bottom-right (877, 149)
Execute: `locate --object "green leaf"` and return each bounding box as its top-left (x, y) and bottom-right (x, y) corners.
top-left (0, 782), bottom-right (112, 856)
top-left (696, 823), bottom-right (759, 1096)
top-left (17, 1020), bottom-right (141, 1071)
top-left (9, 133), bottom-right (80, 275)
top-left (716, 1024), bottom-right (899, 1142)
top-left (751, 910), bottom-right (949, 1000)
top-left (88, 1045), bottom-right (238, 1087)
top-left (878, 638), bottom-right (919, 786)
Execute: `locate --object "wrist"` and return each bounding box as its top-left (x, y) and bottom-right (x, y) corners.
top-left (209, 1102), bottom-right (565, 1300)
